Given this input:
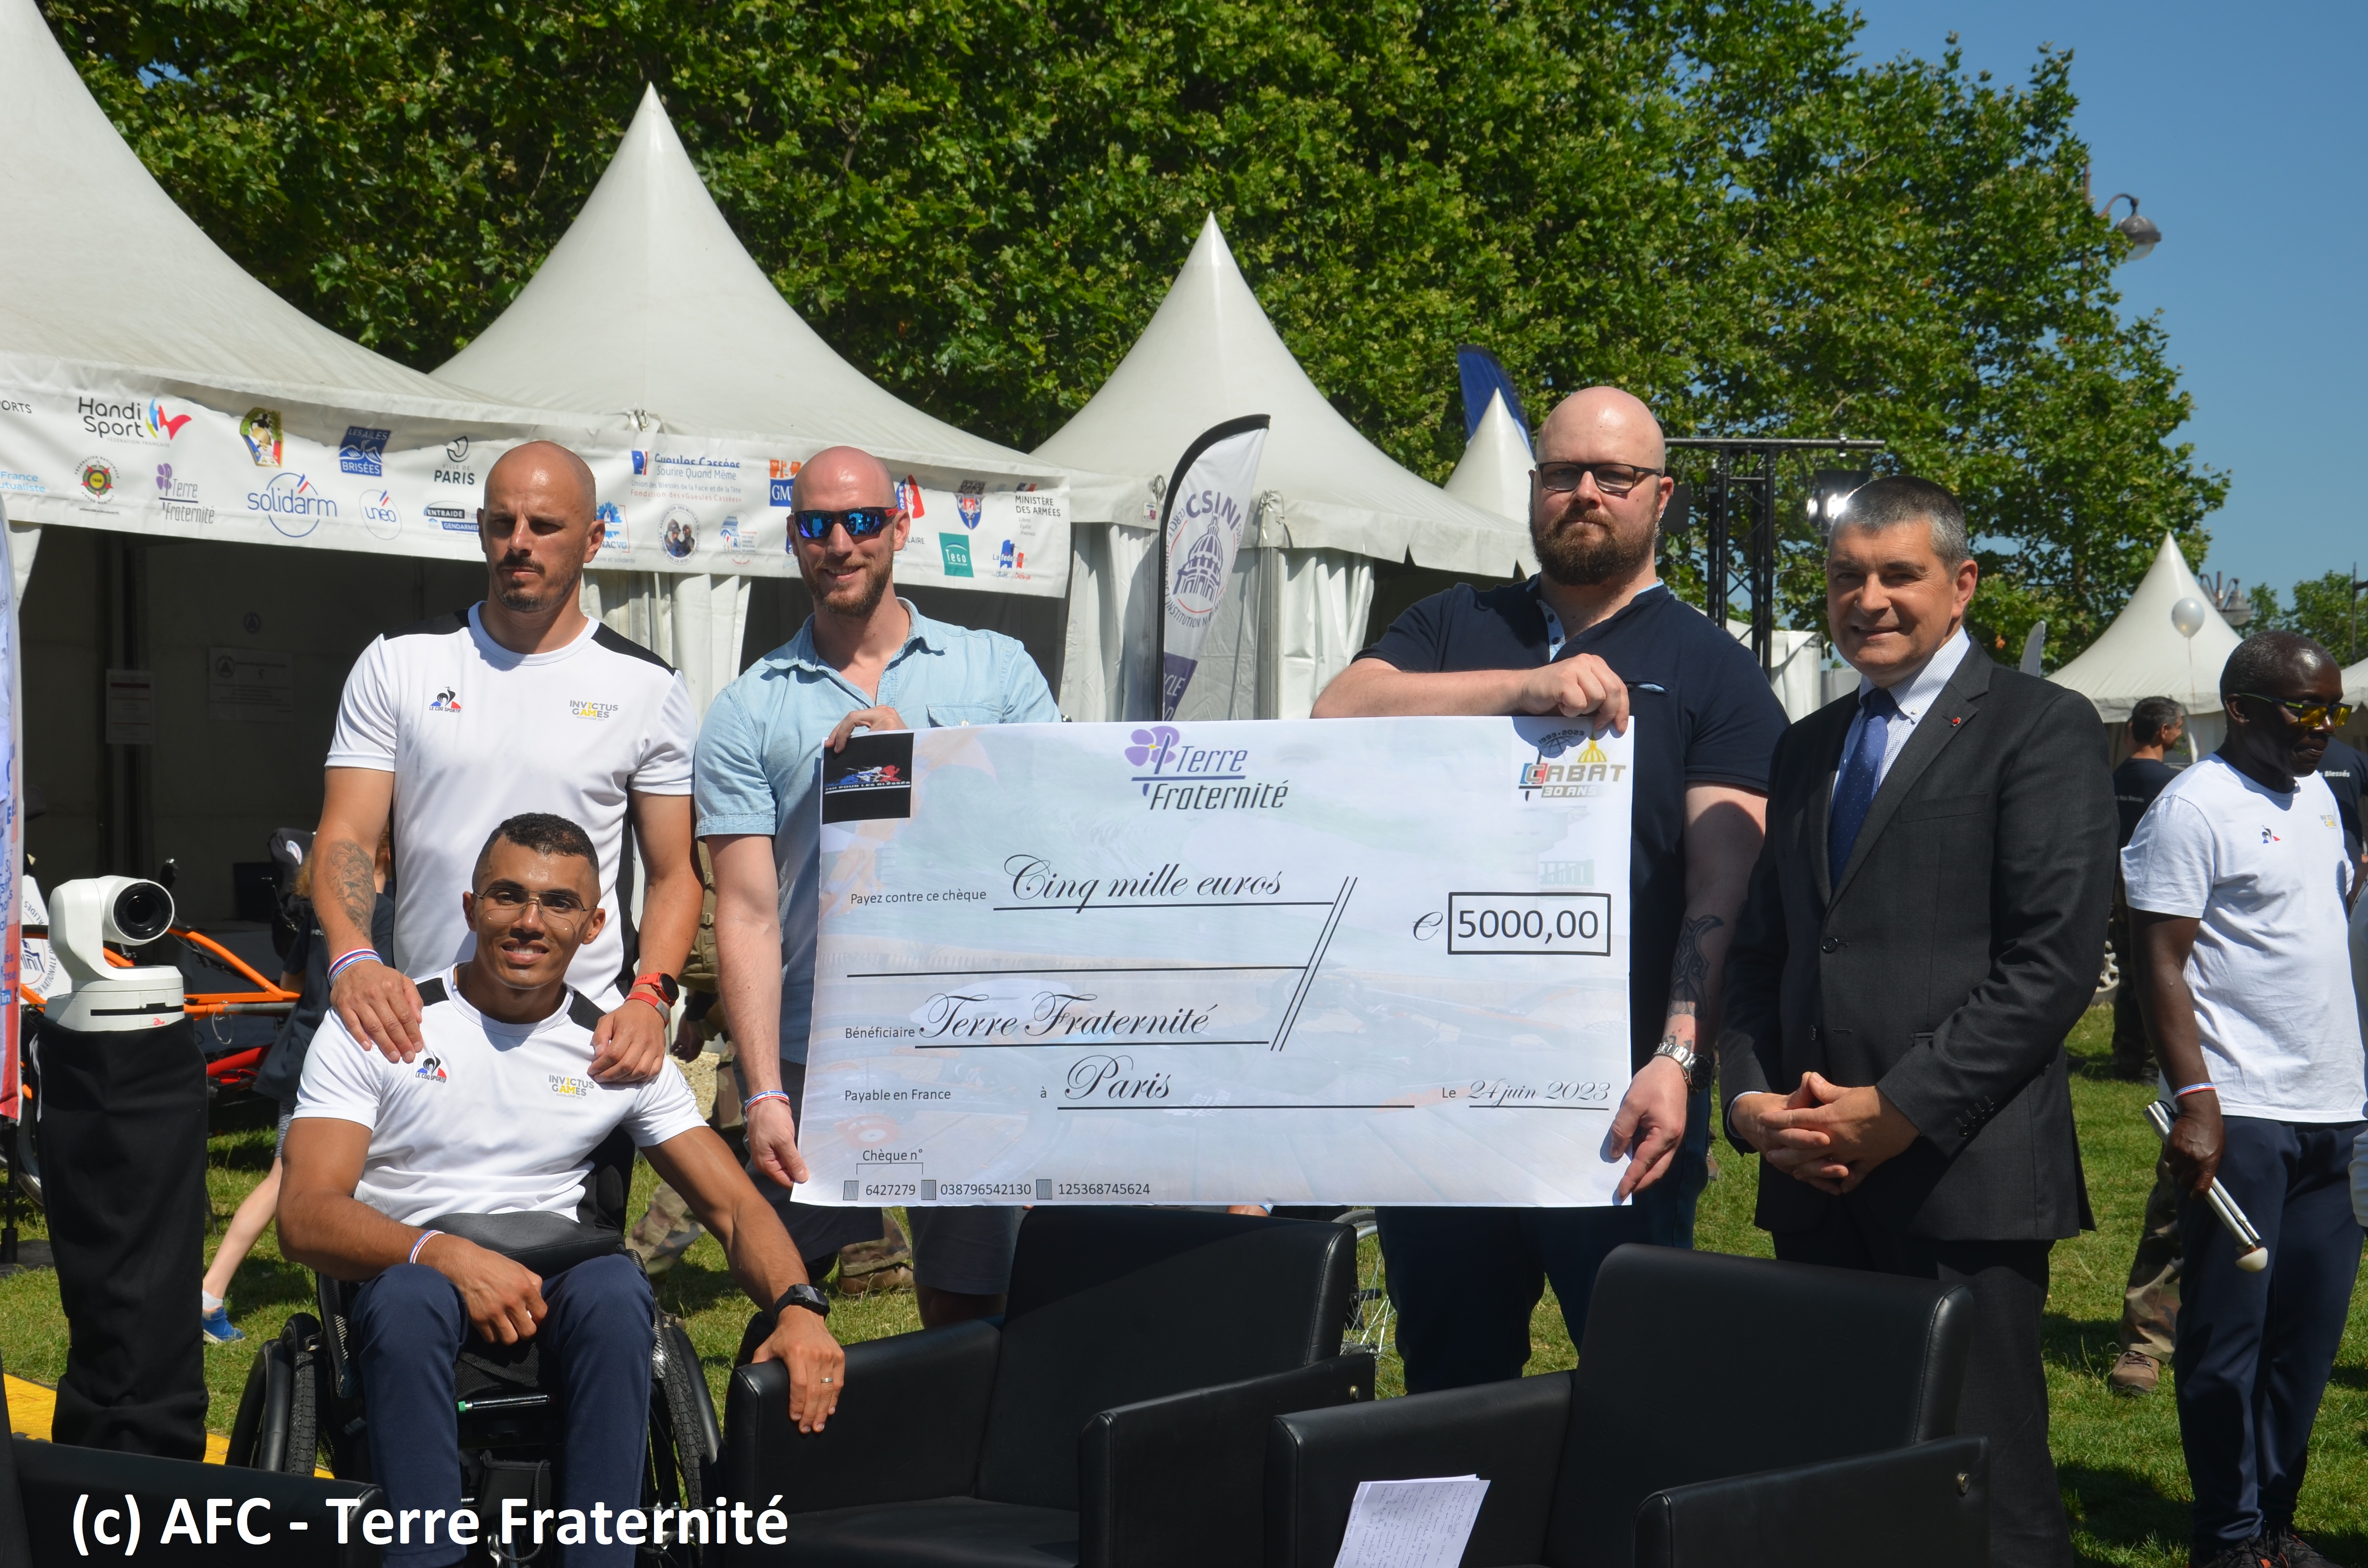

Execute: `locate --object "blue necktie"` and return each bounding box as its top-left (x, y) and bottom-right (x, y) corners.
top-left (1828, 686), bottom-right (1899, 887)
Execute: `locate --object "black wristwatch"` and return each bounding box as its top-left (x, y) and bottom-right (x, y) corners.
top-left (773, 1283), bottom-right (830, 1320)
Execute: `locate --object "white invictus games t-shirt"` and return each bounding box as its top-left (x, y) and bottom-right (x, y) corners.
top-left (2122, 752), bottom-right (2368, 1123)
top-left (291, 971), bottom-right (705, 1226)
top-left (326, 604), bottom-right (696, 996)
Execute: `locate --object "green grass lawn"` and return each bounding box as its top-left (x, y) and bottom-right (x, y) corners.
top-left (1, 1006), bottom-right (2361, 1565)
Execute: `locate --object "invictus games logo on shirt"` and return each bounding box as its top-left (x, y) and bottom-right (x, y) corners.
top-left (548, 1075), bottom-right (593, 1100)
top-left (429, 688), bottom-right (461, 713)
top-left (415, 1054), bottom-right (447, 1083)
top-left (568, 700), bottom-right (619, 721)
top-left (1519, 729), bottom-right (1626, 801)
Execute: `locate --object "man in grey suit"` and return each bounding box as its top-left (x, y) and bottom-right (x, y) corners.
top-left (1720, 476), bottom-right (2115, 1568)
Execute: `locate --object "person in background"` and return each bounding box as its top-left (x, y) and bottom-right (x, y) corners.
top-left (200, 828), bottom-right (393, 1345)
top-left (1312, 385), bottom-right (1786, 1384)
top-left (1721, 476), bottom-right (2115, 1568)
top-left (2111, 697), bottom-right (2186, 1078)
top-left (699, 444), bottom-right (1061, 1326)
top-left (2126, 631), bottom-right (2367, 1568)
top-left (2102, 696), bottom-right (2186, 1393)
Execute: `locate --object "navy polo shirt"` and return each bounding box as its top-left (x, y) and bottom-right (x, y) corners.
top-left (1361, 580), bottom-right (1788, 1070)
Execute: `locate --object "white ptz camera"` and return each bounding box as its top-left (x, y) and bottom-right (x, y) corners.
top-left (45, 877), bottom-right (184, 1032)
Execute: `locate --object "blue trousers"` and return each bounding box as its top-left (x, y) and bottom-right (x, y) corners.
top-left (2175, 1116), bottom-right (2366, 1553)
top-left (1375, 1087), bottom-right (1711, 1393)
top-left (349, 1254), bottom-right (655, 1568)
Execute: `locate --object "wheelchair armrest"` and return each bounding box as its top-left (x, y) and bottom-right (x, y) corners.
top-left (1263, 1372), bottom-right (1571, 1568)
top-left (1077, 1352), bottom-right (1374, 1568)
top-left (13, 1437), bottom-right (383, 1567)
top-left (1632, 1435), bottom-right (1989, 1568)
top-left (723, 1318), bottom-right (1000, 1514)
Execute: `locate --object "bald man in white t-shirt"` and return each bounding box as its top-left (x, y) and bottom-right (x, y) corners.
top-left (314, 441), bottom-right (695, 1086)
top-left (2126, 630), bottom-right (2368, 1568)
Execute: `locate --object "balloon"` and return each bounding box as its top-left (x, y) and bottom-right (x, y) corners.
top-left (2171, 596), bottom-right (2208, 638)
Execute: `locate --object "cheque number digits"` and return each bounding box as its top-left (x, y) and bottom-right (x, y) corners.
top-left (1446, 892), bottom-right (1613, 956)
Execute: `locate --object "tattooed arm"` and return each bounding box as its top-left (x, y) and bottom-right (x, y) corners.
top-left (315, 767), bottom-right (424, 1061)
top-left (1604, 784), bottom-right (1769, 1198)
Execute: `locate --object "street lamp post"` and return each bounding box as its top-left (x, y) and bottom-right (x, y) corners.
top-left (2097, 193), bottom-right (2162, 259)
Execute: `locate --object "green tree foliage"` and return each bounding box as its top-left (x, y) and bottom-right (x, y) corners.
top-left (41, 0), bottom-right (2222, 660)
top-left (2250, 572), bottom-right (2367, 665)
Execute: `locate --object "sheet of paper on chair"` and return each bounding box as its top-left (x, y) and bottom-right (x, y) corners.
top-left (1334, 1475), bottom-right (1491, 1568)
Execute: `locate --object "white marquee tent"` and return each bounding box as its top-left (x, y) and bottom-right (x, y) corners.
top-left (0, 0), bottom-right (621, 593)
top-left (1037, 216), bottom-right (1537, 722)
top-left (433, 86), bottom-right (1150, 716)
top-left (0, 0), bottom-right (671, 915)
top-left (2049, 533), bottom-right (2241, 758)
top-left (1442, 390), bottom-right (1536, 528)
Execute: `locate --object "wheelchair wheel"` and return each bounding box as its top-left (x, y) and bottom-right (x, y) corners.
top-left (227, 1316), bottom-right (325, 1475)
top-left (649, 1313), bottom-right (718, 1515)
top-left (277, 1315), bottom-right (324, 1476)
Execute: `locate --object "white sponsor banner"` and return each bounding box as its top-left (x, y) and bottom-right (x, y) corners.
top-left (0, 356), bottom-right (1071, 595)
top-left (795, 714), bottom-right (1638, 1208)
top-left (623, 433), bottom-right (1072, 599)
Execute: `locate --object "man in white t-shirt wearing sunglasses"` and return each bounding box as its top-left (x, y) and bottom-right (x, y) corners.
top-left (2125, 631), bottom-right (2368, 1568)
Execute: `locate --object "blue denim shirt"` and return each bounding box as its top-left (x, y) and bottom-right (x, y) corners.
top-left (694, 600), bottom-right (1061, 1062)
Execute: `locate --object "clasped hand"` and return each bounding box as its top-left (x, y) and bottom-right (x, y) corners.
top-left (1732, 1072), bottom-right (1919, 1194)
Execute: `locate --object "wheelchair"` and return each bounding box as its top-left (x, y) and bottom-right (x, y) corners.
top-left (228, 1129), bottom-right (722, 1566)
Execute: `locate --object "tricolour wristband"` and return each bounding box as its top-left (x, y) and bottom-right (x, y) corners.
top-left (743, 1090), bottom-right (792, 1113)
top-left (408, 1230), bottom-right (442, 1265)
top-left (2173, 1082), bottom-right (2218, 1098)
top-left (327, 948), bottom-right (379, 983)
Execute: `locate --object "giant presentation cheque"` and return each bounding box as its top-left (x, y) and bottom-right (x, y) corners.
top-left (797, 715), bottom-right (1638, 1208)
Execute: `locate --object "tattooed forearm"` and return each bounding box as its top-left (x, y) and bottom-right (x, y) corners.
top-left (321, 837), bottom-right (379, 951)
top-left (1666, 913), bottom-right (1724, 1017)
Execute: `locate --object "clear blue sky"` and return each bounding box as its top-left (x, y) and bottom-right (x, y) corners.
top-left (1848, 1), bottom-right (2366, 602)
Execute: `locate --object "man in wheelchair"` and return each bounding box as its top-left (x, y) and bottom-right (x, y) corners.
top-left (279, 812), bottom-right (844, 1565)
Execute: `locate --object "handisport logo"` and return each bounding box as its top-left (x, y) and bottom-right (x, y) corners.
top-left (78, 395), bottom-right (192, 442)
top-left (246, 471), bottom-right (336, 537)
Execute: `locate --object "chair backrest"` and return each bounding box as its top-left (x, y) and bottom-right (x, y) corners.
top-left (1542, 1245), bottom-right (1973, 1568)
top-left (0, 1355), bottom-right (34, 1568)
top-left (974, 1209), bottom-right (1357, 1512)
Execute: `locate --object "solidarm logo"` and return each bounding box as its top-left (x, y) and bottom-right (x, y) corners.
top-left (247, 472), bottom-right (337, 537)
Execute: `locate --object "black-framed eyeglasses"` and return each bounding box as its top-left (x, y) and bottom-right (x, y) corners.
top-left (475, 885), bottom-right (594, 928)
top-left (793, 506), bottom-right (897, 541)
top-left (1535, 461), bottom-right (1663, 498)
top-left (2233, 692), bottom-right (2355, 730)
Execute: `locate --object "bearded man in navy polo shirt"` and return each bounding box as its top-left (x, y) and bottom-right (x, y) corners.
top-left (1314, 385), bottom-right (1786, 1389)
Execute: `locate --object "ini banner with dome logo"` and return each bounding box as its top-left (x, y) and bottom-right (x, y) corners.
top-left (1156, 415), bottom-right (1270, 719)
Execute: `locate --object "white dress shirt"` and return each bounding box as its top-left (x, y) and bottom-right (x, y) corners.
top-left (1838, 628), bottom-right (1973, 790)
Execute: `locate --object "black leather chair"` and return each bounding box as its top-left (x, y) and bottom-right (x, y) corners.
top-left (0, 1356), bottom-right (381, 1567)
top-left (1265, 1245), bottom-right (1989, 1568)
top-left (722, 1207), bottom-right (1373, 1567)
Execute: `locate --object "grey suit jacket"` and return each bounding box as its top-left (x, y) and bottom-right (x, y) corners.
top-left (1718, 648), bottom-right (2115, 1241)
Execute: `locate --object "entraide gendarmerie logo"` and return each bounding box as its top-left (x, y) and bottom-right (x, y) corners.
top-left (1123, 725), bottom-right (1286, 811)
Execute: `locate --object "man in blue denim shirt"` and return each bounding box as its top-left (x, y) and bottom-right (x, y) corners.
top-left (698, 445), bottom-right (1061, 1327)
